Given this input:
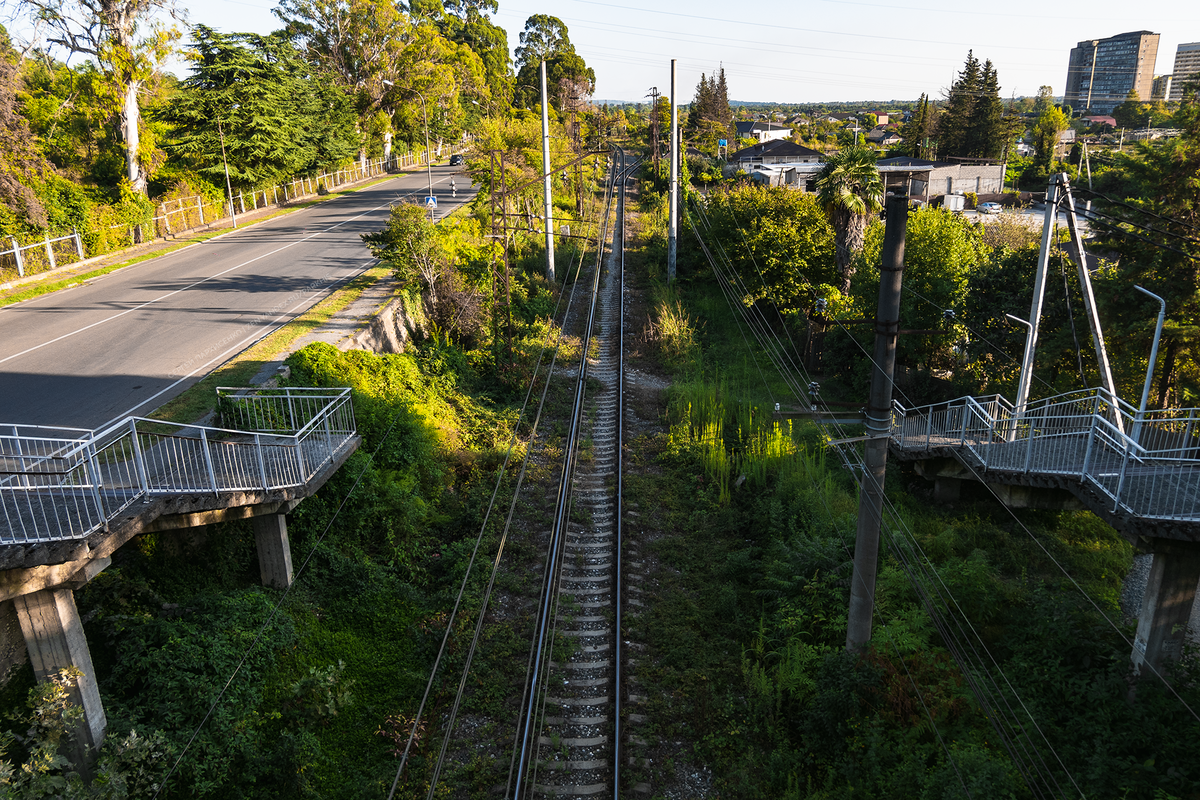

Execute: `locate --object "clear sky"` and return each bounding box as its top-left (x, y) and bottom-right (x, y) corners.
top-left (141, 0), bottom-right (1200, 104)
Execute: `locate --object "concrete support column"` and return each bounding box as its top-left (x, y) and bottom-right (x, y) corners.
top-left (252, 513), bottom-right (294, 589)
top-left (1133, 539), bottom-right (1200, 677)
top-left (13, 589), bottom-right (106, 760)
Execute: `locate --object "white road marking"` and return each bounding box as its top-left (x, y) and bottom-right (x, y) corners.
top-left (110, 258), bottom-right (377, 424)
top-left (0, 194), bottom-right (399, 367)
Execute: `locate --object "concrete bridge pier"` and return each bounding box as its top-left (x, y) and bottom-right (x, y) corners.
top-left (1133, 539), bottom-right (1200, 678)
top-left (13, 587), bottom-right (106, 767)
top-left (252, 514), bottom-right (294, 589)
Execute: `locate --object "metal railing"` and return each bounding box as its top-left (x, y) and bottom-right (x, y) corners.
top-left (0, 387), bottom-right (355, 545)
top-left (2, 147), bottom-right (454, 283)
top-left (1, 232), bottom-right (86, 282)
top-left (891, 387), bottom-right (1200, 523)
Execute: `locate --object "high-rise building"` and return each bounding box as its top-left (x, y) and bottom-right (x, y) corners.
top-left (1064, 31), bottom-right (1160, 114)
top-left (1169, 42), bottom-right (1200, 102)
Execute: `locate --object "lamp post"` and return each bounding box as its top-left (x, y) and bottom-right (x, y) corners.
top-left (216, 113), bottom-right (237, 228)
top-left (382, 81), bottom-right (436, 221)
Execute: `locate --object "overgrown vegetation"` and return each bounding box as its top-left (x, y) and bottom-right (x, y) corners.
top-left (627, 194), bottom-right (1200, 798)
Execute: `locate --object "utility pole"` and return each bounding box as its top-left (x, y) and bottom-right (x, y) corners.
top-left (668, 60), bottom-right (678, 283)
top-left (846, 194), bottom-right (909, 653)
top-left (540, 60), bottom-right (556, 281)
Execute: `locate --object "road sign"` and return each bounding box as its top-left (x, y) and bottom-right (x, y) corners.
top-left (718, 139), bottom-right (727, 146)
top-left (425, 196), bottom-right (437, 208)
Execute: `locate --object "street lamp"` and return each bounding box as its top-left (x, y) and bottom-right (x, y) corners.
top-left (382, 80), bottom-right (436, 221)
top-left (216, 109), bottom-right (238, 228)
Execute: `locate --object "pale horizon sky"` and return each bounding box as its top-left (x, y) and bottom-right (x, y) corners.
top-left (14, 0), bottom-right (1198, 105)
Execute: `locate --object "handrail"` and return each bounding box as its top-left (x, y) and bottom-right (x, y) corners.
top-left (2, 387), bottom-right (356, 544)
top-left (891, 387), bottom-right (1200, 523)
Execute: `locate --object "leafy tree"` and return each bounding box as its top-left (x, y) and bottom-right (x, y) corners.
top-left (16, 0), bottom-right (182, 193)
top-left (684, 65), bottom-right (733, 154)
top-left (512, 14), bottom-right (594, 110)
top-left (702, 182), bottom-right (836, 310)
top-left (1112, 89), bottom-right (1149, 130)
top-left (0, 30), bottom-right (52, 227)
top-left (1090, 86), bottom-right (1200, 404)
top-left (1032, 85), bottom-right (1054, 115)
top-left (815, 145), bottom-right (883, 294)
top-left (158, 26), bottom-right (359, 188)
top-left (275, 0), bottom-right (411, 95)
top-left (1031, 104), bottom-right (1069, 175)
top-left (440, 0), bottom-right (510, 110)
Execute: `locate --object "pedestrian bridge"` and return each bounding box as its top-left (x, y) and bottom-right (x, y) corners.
top-left (2, 386), bottom-right (357, 545)
top-left (889, 387), bottom-right (1200, 677)
top-left (890, 387), bottom-right (1200, 539)
top-left (0, 386), bottom-right (359, 760)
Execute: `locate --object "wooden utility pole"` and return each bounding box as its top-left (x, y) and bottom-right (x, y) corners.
top-left (846, 194), bottom-right (909, 652)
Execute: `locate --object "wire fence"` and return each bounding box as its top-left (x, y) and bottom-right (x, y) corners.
top-left (0, 147), bottom-right (446, 285)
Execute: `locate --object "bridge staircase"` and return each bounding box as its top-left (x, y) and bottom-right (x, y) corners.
top-left (0, 387), bottom-right (359, 762)
top-left (890, 387), bottom-right (1200, 676)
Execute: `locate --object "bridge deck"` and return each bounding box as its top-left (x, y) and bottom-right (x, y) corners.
top-left (1, 388), bottom-right (356, 545)
top-left (891, 389), bottom-right (1200, 533)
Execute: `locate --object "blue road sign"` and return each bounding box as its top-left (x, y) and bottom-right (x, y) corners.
top-left (425, 196), bottom-right (437, 208)
top-left (718, 139), bottom-right (727, 146)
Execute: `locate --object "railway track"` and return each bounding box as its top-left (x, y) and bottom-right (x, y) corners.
top-left (509, 147), bottom-right (644, 799)
top-left (400, 147), bottom-right (652, 799)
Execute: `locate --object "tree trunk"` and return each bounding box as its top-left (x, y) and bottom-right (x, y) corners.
top-left (121, 78), bottom-right (145, 193)
top-left (834, 209), bottom-right (867, 294)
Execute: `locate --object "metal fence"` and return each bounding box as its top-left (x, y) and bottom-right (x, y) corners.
top-left (2, 147), bottom-right (451, 284)
top-left (1, 232), bottom-right (86, 282)
top-left (891, 387), bottom-right (1200, 523)
top-left (0, 387), bottom-right (355, 545)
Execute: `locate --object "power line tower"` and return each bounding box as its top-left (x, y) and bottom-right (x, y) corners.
top-left (647, 87), bottom-right (661, 172)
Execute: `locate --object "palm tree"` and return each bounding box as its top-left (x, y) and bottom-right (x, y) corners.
top-left (815, 146), bottom-right (884, 293)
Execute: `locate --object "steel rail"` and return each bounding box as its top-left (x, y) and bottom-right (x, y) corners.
top-left (511, 149), bottom-right (622, 795)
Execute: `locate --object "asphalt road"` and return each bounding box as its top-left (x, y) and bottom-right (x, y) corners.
top-left (0, 164), bottom-right (475, 430)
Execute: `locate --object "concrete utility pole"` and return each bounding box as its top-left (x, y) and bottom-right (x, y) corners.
top-left (667, 59), bottom-right (678, 283)
top-left (1014, 174), bottom-right (1061, 422)
top-left (846, 194), bottom-right (909, 652)
top-left (541, 60), bottom-right (556, 281)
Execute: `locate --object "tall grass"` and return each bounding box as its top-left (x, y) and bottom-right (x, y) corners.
top-left (667, 372), bottom-right (828, 505)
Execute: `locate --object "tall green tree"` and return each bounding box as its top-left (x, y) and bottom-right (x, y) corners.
top-left (1112, 89), bottom-right (1148, 130)
top-left (815, 145), bottom-right (884, 293)
top-left (684, 65), bottom-right (733, 154)
top-left (937, 52), bottom-right (1008, 160)
top-left (512, 14), bottom-right (594, 110)
top-left (901, 93), bottom-right (936, 159)
top-left (937, 51), bottom-right (980, 158)
top-left (1031, 104), bottom-right (1068, 175)
top-left (16, 0), bottom-right (182, 193)
top-left (159, 26), bottom-right (358, 188)
top-left (1091, 86), bottom-right (1200, 405)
